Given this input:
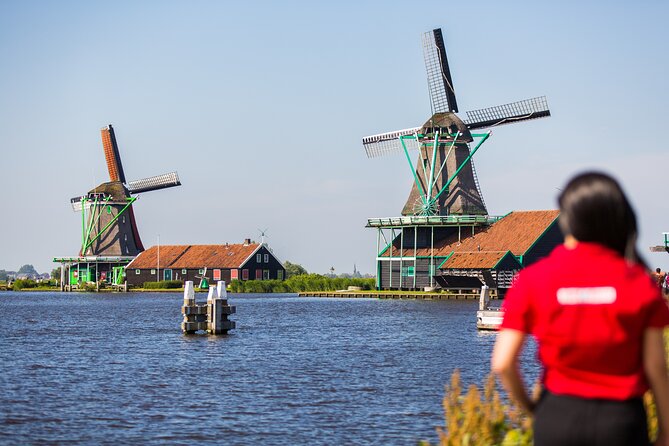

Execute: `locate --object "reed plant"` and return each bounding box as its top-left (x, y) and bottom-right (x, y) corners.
top-left (420, 370), bottom-right (532, 446)
top-left (425, 330), bottom-right (669, 445)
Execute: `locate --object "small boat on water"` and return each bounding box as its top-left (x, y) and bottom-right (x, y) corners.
top-left (476, 285), bottom-right (503, 330)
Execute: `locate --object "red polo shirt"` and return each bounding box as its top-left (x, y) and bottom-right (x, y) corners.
top-left (501, 242), bottom-right (669, 400)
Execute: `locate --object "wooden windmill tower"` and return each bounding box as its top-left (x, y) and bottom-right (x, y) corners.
top-left (363, 29), bottom-right (550, 217)
top-left (71, 125), bottom-right (181, 257)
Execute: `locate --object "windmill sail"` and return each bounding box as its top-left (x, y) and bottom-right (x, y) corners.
top-left (127, 172), bottom-right (181, 194)
top-left (423, 28), bottom-right (458, 114)
top-left (362, 127), bottom-right (421, 158)
top-left (464, 96), bottom-right (550, 130)
top-left (361, 28), bottom-right (550, 218)
top-left (100, 124), bottom-right (127, 183)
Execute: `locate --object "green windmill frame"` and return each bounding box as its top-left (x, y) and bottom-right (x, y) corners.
top-left (400, 131), bottom-right (490, 216)
top-left (78, 194), bottom-right (138, 255)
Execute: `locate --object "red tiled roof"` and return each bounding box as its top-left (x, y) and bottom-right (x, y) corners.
top-left (441, 251), bottom-right (511, 269)
top-left (383, 210), bottom-right (560, 258)
top-left (440, 210), bottom-right (560, 255)
top-left (126, 243), bottom-right (260, 269)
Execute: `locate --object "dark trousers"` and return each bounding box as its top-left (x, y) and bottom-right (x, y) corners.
top-left (534, 391), bottom-right (649, 446)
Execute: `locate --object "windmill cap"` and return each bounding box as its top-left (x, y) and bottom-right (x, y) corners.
top-left (421, 112), bottom-right (473, 143)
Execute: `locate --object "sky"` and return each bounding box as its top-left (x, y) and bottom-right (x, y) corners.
top-left (1, 0), bottom-right (668, 275)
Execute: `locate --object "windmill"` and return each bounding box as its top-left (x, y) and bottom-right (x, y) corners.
top-left (195, 267), bottom-right (209, 289)
top-left (71, 124), bottom-right (181, 257)
top-left (362, 28), bottom-right (550, 216)
top-left (258, 228), bottom-right (269, 245)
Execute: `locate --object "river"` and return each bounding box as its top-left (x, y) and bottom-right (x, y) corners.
top-left (0, 292), bottom-right (538, 445)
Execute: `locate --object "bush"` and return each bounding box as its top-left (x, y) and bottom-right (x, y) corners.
top-left (143, 280), bottom-right (183, 289)
top-left (12, 279), bottom-right (38, 290)
top-left (227, 275), bottom-right (375, 293)
top-left (81, 283), bottom-right (97, 292)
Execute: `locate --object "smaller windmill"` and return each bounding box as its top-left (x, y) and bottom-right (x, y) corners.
top-left (362, 28), bottom-right (550, 216)
top-left (258, 228), bottom-right (269, 245)
top-left (195, 267), bottom-right (209, 289)
top-left (71, 125), bottom-right (181, 257)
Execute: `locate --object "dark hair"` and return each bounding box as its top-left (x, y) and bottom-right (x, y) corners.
top-left (558, 172), bottom-right (644, 265)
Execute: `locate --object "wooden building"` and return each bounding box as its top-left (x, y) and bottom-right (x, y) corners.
top-left (374, 210), bottom-right (562, 291)
top-left (125, 239), bottom-right (285, 287)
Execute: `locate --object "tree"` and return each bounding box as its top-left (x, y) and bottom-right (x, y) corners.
top-left (283, 261), bottom-right (307, 278)
top-left (17, 264), bottom-right (38, 276)
top-left (51, 267), bottom-right (62, 280)
top-left (0, 270), bottom-right (7, 281)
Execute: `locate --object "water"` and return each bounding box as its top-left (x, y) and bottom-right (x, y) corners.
top-left (0, 292), bottom-right (538, 445)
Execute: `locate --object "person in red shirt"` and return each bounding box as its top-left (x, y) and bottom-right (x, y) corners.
top-left (492, 172), bottom-right (669, 446)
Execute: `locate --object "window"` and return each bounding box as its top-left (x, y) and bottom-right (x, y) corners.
top-left (135, 269), bottom-right (140, 275)
top-left (256, 254), bottom-right (262, 263)
top-left (151, 269), bottom-right (156, 274)
top-left (255, 269), bottom-right (263, 280)
top-left (277, 270), bottom-right (283, 280)
top-left (231, 269), bottom-right (239, 280)
top-left (182, 269), bottom-right (187, 274)
top-left (242, 269), bottom-right (249, 280)
top-left (264, 254), bottom-right (269, 263)
top-left (213, 269), bottom-right (221, 281)
top-left (401, 266), bottom-right (415, 277)
top-left (198, 269), bottom-right (203, 274)
top-left (263, 270), bottom-right (270, 280)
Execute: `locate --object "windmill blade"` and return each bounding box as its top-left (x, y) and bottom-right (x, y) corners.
top-left (100, 124), bottom-right (127, 183)
top-left (127, 172), bottom-right (181, 194)
top-left (362, 127), bottom-right (421, 158)
top-left (422, 28), bottom-right (458, 114)
top-left (463, 96), bottom-right (551, 130)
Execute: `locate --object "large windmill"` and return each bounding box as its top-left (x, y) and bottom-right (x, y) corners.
top-left (364, 28), bottom-right (552, 291)
top-left (55, 125), bottom-right (181, 289)
top-left (71, 125), bottom-right (181, 257)
top-left (362, 28), bottom-right (550, 216)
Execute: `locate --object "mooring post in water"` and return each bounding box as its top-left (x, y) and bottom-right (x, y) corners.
top-left (182, 280), bottom-right (235, 335)
top-left (184, 281), bottom-right (195, 306)
top-left (478, 285), bottom-right (490, 311)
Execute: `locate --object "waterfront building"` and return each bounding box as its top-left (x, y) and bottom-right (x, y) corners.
top-left (125, 240), bottom-right (286, 287)
top-left (370, 210), bottom-right (562, 291)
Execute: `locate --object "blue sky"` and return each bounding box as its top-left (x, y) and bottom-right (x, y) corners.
top-left (1, 0), bottom-right (668, 275)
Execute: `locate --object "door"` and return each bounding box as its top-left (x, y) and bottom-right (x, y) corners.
top-left (163, 269), bottom-right (173, 281)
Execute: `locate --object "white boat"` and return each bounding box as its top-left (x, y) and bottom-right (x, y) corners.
top-left (476, 285), bottom-right (503, 330)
